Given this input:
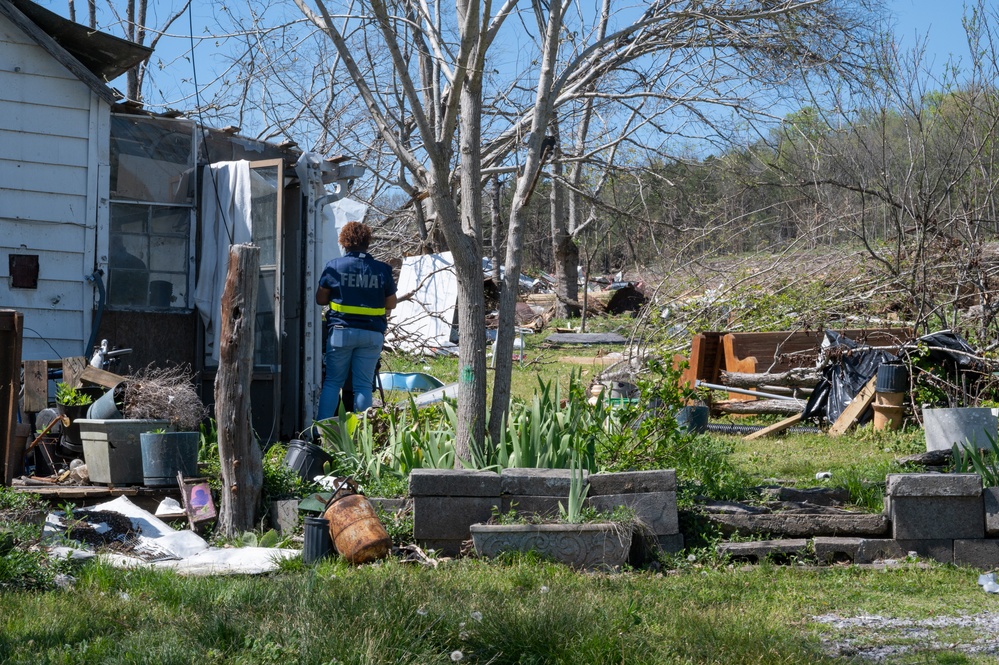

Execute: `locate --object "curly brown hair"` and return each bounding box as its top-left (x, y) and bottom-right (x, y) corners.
top-left (339, 221), bottom-right (371, 252)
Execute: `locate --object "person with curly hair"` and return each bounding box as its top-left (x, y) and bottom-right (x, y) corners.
top-left (315, 221), bottom-right (397, 421)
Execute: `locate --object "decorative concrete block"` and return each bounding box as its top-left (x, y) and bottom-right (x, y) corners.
top-left (886, 473), bottom-right (982, 497)
top-left (500, 468), bottom-right (586, 497)
top-left (588, 470), bottom-right (676, 495)
top-left (954, 539), bottom-right (999, 570)
top-left (501, 495), bottom-right (562, 518)
top-left (413, 496), bottom-right (499, 540)
top-left (269, 499), bottom-right (299, 536)
top-left (890, 496), bottom-right (984, 540)
top-left (409, 468), bottom-right (501, 497)
top-left (984, 487), bottom-right (999, 537)
top-left (587, 491), bottom-right (679, 536)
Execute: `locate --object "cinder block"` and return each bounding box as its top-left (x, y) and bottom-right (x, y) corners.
top-left (588, 470), bottom-right (676, 495)
top-left (813, 536), bottom-right (866, 563)
top-left (717, 539), bottom-right (809, 561)
top-left (413, 496), bottom-right (499, 540)
top-left (268, 499), bottom-right (299, 536)
top-left (657, 532), bottom-right (684, 553)
top-left (587, 491), bottom-right (678, 536)
top-left (500, 468), bottom-right (586, 496)
top-left (813, 538), bottom-right (954, 565)
top-left (984, 487), bottom-right (999, 536)
top-left (886, 473), bottom-right (982, 497)
top-left (409, 468), bottom-right (501, 497)
top-left (890, 496), bottom-right (984, 540)
top-left (895, 539), bottom-right (954, 564)
top-left (415, 538), bottom-right (465, 558)
top-left (501, 495), bottom-right (562, 518)
top-left (369, 498), bottom-right (408, 514)
top-left (954, 539), bottom-right (999, 569)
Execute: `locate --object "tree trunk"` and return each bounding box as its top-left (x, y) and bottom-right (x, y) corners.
top-left (490, 176), bottom-right (503, 284)
top-left (488, 0), bottom-right (564, 445)
top-left (720, 368), bottom-right (822, 389)
top-left (712, 399), bottom-right (806, 416)
top-left (550, 139), bottom-right (578, 319)
top-left (216, 244), bottom-right (263, 538)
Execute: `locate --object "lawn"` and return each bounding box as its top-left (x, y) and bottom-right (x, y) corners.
top-left (4, 330), bottom-right (998, 664)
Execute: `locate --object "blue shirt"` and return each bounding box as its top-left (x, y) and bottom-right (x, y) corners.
top-left (318, 252), bottom-right (396, 333)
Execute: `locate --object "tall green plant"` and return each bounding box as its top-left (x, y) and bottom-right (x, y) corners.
top-left (952, 431), bottom-right (999, 487)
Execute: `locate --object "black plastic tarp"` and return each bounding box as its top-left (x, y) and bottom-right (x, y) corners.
top-left (802, 331), bottom-right (897, 424)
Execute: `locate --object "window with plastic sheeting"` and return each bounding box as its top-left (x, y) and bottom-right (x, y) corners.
top-left (108, 115), bottom-right (196, 310)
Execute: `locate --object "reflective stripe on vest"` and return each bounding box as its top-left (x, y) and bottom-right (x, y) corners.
top-left (328, 301), bottom-right (386, 316)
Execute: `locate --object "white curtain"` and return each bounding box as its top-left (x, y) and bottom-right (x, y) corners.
top-left (194, 161), bottom-right (253, 361)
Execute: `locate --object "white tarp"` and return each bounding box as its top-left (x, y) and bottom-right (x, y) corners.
top-left (387, 252), bottom-right (459, 354)
top-left (44, 496), bottom-right (298, 576)
top-left (194, 161), bottom-right (253, 362)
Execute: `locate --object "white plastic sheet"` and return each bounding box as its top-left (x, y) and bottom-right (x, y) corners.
top-left (45, 496), bottom-right (298, 576)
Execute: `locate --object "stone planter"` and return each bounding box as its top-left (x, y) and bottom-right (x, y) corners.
top-left (470, 522), bottom-right (632, 570)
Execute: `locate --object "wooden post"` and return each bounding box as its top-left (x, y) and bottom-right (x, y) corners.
top-left (1, 311), bottom-right (24, 485)
top-left (215, 244), bottom-right (263, 537)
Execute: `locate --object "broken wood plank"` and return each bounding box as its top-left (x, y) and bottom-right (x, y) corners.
top-left (22, 360), bottom-right (49, 413)
top-left (828, 375), bottom-right (879, 437)
top-left (80, 366), bottom-right (125, 389)
top-left (62, 356), bottom-right (88, 388)
top-left (743, 413), bottom-right (805, 441)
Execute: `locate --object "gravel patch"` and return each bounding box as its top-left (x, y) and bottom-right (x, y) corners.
top-left (812, 611), bottom-right (999, 661)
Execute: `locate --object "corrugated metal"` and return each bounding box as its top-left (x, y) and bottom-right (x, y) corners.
top-left (0, 11), bottom-right (106, 361)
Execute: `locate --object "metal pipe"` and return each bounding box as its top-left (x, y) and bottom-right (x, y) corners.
top-left (695, 380), bottom-right (799, 402)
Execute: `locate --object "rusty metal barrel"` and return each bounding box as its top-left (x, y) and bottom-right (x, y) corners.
top-left (323, 493), bottom-right (392, 564)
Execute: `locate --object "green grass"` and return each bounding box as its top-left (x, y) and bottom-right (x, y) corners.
top-left (2, 557), bottom-right (997, 664)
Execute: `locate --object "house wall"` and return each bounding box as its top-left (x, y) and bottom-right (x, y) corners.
top-left (0, 11), bottom-right (107, 361)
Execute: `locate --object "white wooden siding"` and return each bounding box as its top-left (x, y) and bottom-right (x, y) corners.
top-left (0, 12), bottom-right (109, 361)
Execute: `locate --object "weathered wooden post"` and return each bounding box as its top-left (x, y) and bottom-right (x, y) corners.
top-left (0, 311), bottom-right (24, 486)
top-left (216, 244), bottom-right (263, 537)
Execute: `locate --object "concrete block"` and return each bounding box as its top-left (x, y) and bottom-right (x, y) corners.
top-left (895, 539), bottom-right (954, 564)
top-left (368, 498), bottom-right (408, 514)
top-left (717, 539), bottom-right (809, 562)
top-left (501, 495), bottom-right (562, 518)
top-left (413, 496), bottom-right (499, 540)
top-left (954, 539), bottom-right (999, 569)
top-left (268, 499), bottom-right (299, 537)
top-left (588, 469), bottom-right (676, 495)
top-left (707, 513), bottom-right (889, 538)
top-left (409, 468), bottom-right (501, 497)
top-left (890, 496), bottom-right (984, 540)
top-left (500, 468), bottom-right (586, 496)
top-left (812, 538), bottom-right (953, 565)
top-left (984, 487), bottom-right (999, 536)
top-left (415, 538), bottom-right (465, 558)
top-left (813, 537), bottom-right (866, 563)
top-left (886, 473), bottom-right (982, 497)
top-left (587, 491), bottom-right (679, 536)
top-left (657, 532), bottom-right (684, 553)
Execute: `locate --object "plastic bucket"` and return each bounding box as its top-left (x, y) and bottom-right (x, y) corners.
top-left (139, 431), bottom-right (200, 486)
top-left (283, 439), bottom-right (334, 482)
top-left (677, 405), bottom-right (709, 434)
top-left (87, 383), bottom-right (128, 420)
top-left (303, 517), bottom-right (334, 564)
top-left (876, 365), bottom-right (909, 393)
top-left (324, 493), bottom-right (391, 564)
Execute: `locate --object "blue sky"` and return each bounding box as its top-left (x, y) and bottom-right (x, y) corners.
top-left (888, 0), bottom-right (973, 71)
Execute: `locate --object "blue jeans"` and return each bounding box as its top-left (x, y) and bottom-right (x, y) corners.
top-left (316, 327), bottom-right (384, 421)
